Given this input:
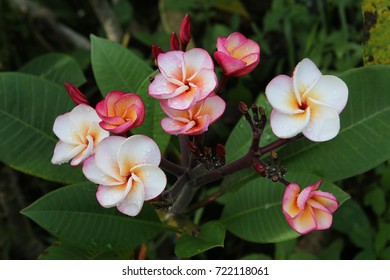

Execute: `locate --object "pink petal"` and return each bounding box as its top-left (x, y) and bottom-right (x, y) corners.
top-left (148, 73), bottom-right (179, 99)
top-left (51, 141), bottom-right (84, 165)
top-left (167, 86), bottom-right (197, 110)
top-left (288, 207), bottom-right (317, 234)
top-left (118, 135), bottom-right (161, 174)
top-left (303, 98), bottom-right (340, 142)
top-left (231, 53), bottom-right (260, 76)
top-left (186, 115), bottom-right (211, 135)
top-left (105, 91), bottom-right (126, 116)
top-left (82, 155), bottom-right (124, 186)
top-left (305, 75), bottom-right (348, 114)
top-left (184, 48), bottom-right (214, 79)
top-left (282, 183), bottom-right (301, 219)
top-left (131, 164), bottom-right (167, 200)
top-left (293, 58), bottom-right (322, 101)
top-left (214, 51), bottom-right (247, 76)
top-left (117, 179), bottom-right (145, 216)
top-left (96, 180), bottom-right (132, 207)
top-left (270, 107), bottom-right (310, 138)
top-left (216, 36), bottom-right (229, 55)
top-left (226, 32), bottom-right (248, 53)
top-left (161, 118), bottom-right (196, 135)
top-left (312, 208), bottom-right (333, 230)
top-left (94, 136), bottom-right (126, 181)
top-left (160, 100), bottom-right (189, 120)
top-left (197, 95), bottom-right (226, 124)
top-left (265, 75), bottom-right (302, 114)
top-left (297, 185), bottom-right (316, 209)
top-left (232, 39), bottom-right (260, 60)
top-left (157, 51), bottom-right (184, 82)
top-left (312, 191), bottom-right (339, 213)
top-left (188, 68), bottom-right (218, 100)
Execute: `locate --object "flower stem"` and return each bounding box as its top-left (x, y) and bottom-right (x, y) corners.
top-left (260, 134), bottom-right (304, 154)
top-left (216, 74), bottom-right (230, 96)
top-left (160, 158), bottom-right (186, 177)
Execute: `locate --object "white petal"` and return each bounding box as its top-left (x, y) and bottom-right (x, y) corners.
top-left (303, 98), bottom-right (340, 142)
top-left (270, 108), bottom-right (310, 139)
top-left (82, 155), bottom-right (124, 186)
top-left (157, 51), bottom-right (184, 82)
top-left (95, 136), bottom-right (126, 181)
top-left (70, 135), bottom-right (94, 166)
top-left (293, 58), bottom-right (322, 100)
top-left (51, 141), bottom-right (84, 164)
top-left (118, 135), bottom-right (161, 176)
top-left (68, 104), bottom-right (101, 136)
top-left (184, 48), bottom-right (214, 79)
top-left (96, 179), bottom-right (132, 208)
top-left (117, 179), bottom-right (145, 216)
top-left (305, 75), bottom-right (348, 113)
top-left (53, 114), bottom-right (81, 144)
top-left (265, 74), bottom-right (303, 114)
top-left (131, 164), bottom-right (167, 200)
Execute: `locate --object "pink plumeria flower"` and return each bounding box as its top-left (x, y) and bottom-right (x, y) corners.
top-left (51, 104), bottom-right (109, 166)
top-left (265, 58), bottom-right (348, 142)
top-left (160, 95), bottom-right (225, 135)
top-left (149, 48), bottom-right (218, 110)
top-left (95, 91), bottom-right (145, 134)
top-left (82, 135), bottom-right (167, 216)
top-left (214, 32), bottom-right (260, 77)
top-left (282, 180), bottom-right (339, 234)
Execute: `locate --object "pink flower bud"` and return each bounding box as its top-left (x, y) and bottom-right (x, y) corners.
top-left (95, 91), bottom-right (145, 134)
top-left (64, 82), bottom-right (89, 105)
top-left (170, 32), bottom-right (180, 51)
top-left (152, 44), bottom-right (164, 60)
top-left (214, 32), bottom-right (260, 77)
top-left (180, 14), bottom-right (191, 50)
top-left (282, 180), bottom-right (339, 234)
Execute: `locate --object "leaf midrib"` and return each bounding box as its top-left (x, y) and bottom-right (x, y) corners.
top-left (221, 201), bottom-right (281, 222)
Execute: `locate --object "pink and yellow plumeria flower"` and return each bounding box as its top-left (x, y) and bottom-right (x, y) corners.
top-left (160, 95), bottom-right (225, 135)
top-left (149, 48), bottom-right (218, 110)
top-left (265, 58), bottom-right (348, 142)
top-left (95, 91), bottom-right (145, 134)
top-left (282, 180), bottom-right (339, 234)
top-left (82, 135), bottom-right (167, 216)
top-left (214, 32), bottom-right (260, 77)
top-left (51, 104), bottom-right (109, 166)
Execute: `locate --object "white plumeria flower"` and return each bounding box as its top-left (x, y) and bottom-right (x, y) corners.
top-left (82, 135), bottom-right (167, 216)
top-left (265, 58), bottom-right (348, 142)
top-left (51, 104), bottom-right (109, 166)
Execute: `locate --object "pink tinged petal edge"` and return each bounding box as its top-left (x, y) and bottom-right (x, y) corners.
top-left (214, 51), bottom-right (247, 76)
top-left (51, 141), bottom-right (84, 165)
top-left (270, 108), bottom-right (310, 139)
top-left (232, 39), bottom-right (260, 60)
top-left (296, 185), bottom-right (316, 209)
top-left (183, 48), bottom-right (214, 79)
top-left (188, 68), bottom-right (218, 100)
top-left (216, 37), bottom-right (229, 55)
top-left (226, 32), bottom-right (249, 53)
top-left (96, 180), bottom-right (132, 208)
top-left (160, 100), bottom-right (189, 119)
top-left (311, 191), bottom-right (339, 213)
top-left (265, 75), bottom-right (303, 114)
top-left (282, 183), bottom-right (302, 219)
top-left (117, 179), bottom-right (145, 216)
top-left (161, 118), bottom-right (196, 135)
top-left (306, 75), bottom-right (348, 114)
top-left (94, 136), bottom-right (126, 181)
top-left (288, 207), bottom-right (317, 234)
top-left (131, 164), bottom-right (167, 200)
top-left (293, 58), bottom-right (322, 98)
top-left (82, 155), bottom-right (125, 186)
top-left (186, 115), bottom-right (211, 135)
top-left (312, 208), bottom-right (333, 230)
top-left (303, 98), bottom-right (340, 142)
top-left (148, 73), bottom-right (179, 99)
top-left (166, 87), bottom-right (197, 110)
top-left (157, 51), bottom-right (184, 81)
top-left (198, 95), bottom-right (226, 124)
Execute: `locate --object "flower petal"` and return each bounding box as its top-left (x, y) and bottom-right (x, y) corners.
top-left (312, 208), bottom-right (333, 230)
top-left (157, 51), bottom-right (184, 82)
top-left (96, 180), bottom-right (132, 207)
top-left (198, 95), bottom-right (226, 124)
top-left (131, 164), bottom-right (167, 200)
top-left (303, 98), bottom-right (340, 142)
top-left (270, 108), bottom-right (310, 138)
top-left (117, 179), bottom-right (145, 216)
top-left (187, 115), bottom-right (211, 135)
top-left (311, 191), bottom-right (339, 213)
top-left (225, 32), bottom-right (248, 53)
top-left (282, 183), bottom-right (301, 219)
top-left (53, 114), bottom-right (81, 144)
top-left (82, 155), bottom-right (124, 186)
top-left (305, 75), bottom-right (348, 113)
top-left (183, 48), bottom-right (214, 79)
top-left (265, 75), bottom-right (302, 114)
top-left (233, 39), bottom-right (260, 60)
top-left (293, 58), bottom-right (322, 99)
top-left (214, 51), bottom-right (247, 76)
top-left (148, 73), bottom-right (180, 99)
top-left (160, 100), bottom-right (189, 120)
top-left (161, 118), bottom-right (196, 135)
top-left (288, 207), bottom-right (317, 234)
top-left (51, 141), bottom-right (84, 165)
top-left (166, 86), bottom-right (197, 110)
top-left (188, 68), bottom-right (217, 100)
top-left (297, 185), bottom-right (316, 209)
top-left (68, 104), bottom-right (101, 137)
top-left (70, 135), bottom-right (94, 166)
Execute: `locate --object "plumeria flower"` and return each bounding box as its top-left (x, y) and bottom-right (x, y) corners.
top-left (51, 104), bottom-right (109, 166)
top-left (214, 32), bottom-right (260, 77)
top-left (96, 91), bottom-right (145, 134)
top-left (160, 95), bottom-right (225, 135)
top-left (265, 58), bottom-right (348, 142)
top-left (82, 135), bottom-right (167, 216)
top-left (149, 48), bottom-right (218, 110)
top-left (282, 180), bottom-right (339, 234)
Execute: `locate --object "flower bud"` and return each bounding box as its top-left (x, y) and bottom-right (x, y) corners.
top-left (180, 14), bottom-right (191, 50)
top-left (152, 44), bottom-right (164, 61)
top-left (170, 32), bottom-right (180, 51)
top-left (64, 82), bottom-right (89, 105)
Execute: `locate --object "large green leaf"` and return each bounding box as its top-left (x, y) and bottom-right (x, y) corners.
top-left (0, 73), bottom-right (85, 183)
top-left (91, 35), bottom-right (152, 96)
top-left (221, 172), bottom-right (349, 243)
top-left (22, 182), bottom-right (167, 251)
top-left (278, 65), bottom-right (390, 181)
top-left (175, 221), bottom-right (226, 258)
top-left (19, 53), bottom-right (86, 87)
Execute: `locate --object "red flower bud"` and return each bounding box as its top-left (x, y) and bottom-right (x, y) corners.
top-left (216, 144), bottom-right (226, 157)
top-left (152, 44), bottom-right (164, 60)
top-left (64, 82), bottom-right (89, 105)
top-left (170, 32), bottom-right (180, 51)
top-left (180, 14), bottom-right (191, 50)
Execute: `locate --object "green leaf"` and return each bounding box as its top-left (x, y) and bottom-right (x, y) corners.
top-left (131, 70), bottom-right (171, 153)
top-left (175, 221), bottom-right (226, 258)
top-left (22, 182), bottom-right (167, 251)
top-left (318, 239), bottom-right (344, 260)
top-left (0, 73), bottom-right (85, 183)
top-left (375, 222), bottom-right (390, 253)
top-left (91, 35), bottom-right (152, 96)
top-left (278, 65), bottom-right (390, 182)
top-left (354, 250), bottom-right (376, 260)
top-left (333, 199), bottom-right (374, 250)
top-left (275, 239), bottom-right (297, 260)
top-left (364, 187), bottom-right (386, 216)
top-left (221, 172), bottom-right (349, 243)
top-left (19, 53), bottom-right (86, 86)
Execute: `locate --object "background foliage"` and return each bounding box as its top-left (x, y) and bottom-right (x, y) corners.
top-left (0, 0), bottom-right (389, 260)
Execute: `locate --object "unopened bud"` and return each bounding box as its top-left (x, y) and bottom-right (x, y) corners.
top-left (253, 162), bottom-right (266, 175)
top-left (215, 144), bottom-right (226, 157)
top-left (179, 14), bottom-right (191, 51)
top-left (170, 32), bottom-right (180, 51)
top-left (64, 82), bottom-right (89, 105)
top-left (239, 102), bottom-right (248, 114)
top-left (151, 44), bottom-right (164, 60)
